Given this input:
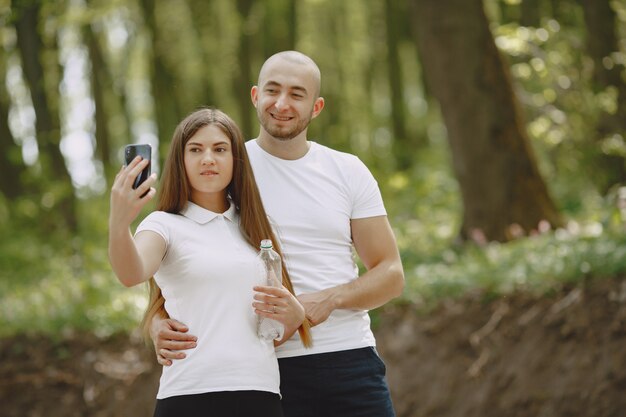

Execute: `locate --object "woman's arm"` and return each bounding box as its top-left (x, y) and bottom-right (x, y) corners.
top-left (108, 156), bottom-right (163, 287)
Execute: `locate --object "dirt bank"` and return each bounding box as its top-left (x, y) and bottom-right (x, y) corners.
top-left (2, 277), bottom-right (625, 417)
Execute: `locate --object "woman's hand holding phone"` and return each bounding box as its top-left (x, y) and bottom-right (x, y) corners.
top-left (109, 154), bottom-right (157, 230)
top-left (108, 147), bottom-right (160, 289)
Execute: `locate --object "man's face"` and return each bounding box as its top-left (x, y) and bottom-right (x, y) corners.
top-left (252, 58), bottom-right (323, 141)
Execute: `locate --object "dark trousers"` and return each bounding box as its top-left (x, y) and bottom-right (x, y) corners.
top-left (153, 390), bottom-right (283, 417)
top-left (278, 347), bottom-right (396, 417)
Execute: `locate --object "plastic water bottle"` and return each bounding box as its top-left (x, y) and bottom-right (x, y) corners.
top-left (257, 239), bottom-right (285, 341)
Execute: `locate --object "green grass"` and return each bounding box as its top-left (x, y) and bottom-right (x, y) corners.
top-left (401, 226), bottom-right (626, 311)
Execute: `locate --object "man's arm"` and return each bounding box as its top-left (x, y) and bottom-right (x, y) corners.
top-left (150, 314), bottom-right (197, 366)
top-left (298, 215), bottom-right (404, 326)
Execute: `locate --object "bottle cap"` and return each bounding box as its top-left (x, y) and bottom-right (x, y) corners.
top-left (260, 239), bottom-right (273, 249)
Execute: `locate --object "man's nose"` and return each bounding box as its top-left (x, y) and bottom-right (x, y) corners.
top-left (274, 94), bottom-right (289, 111)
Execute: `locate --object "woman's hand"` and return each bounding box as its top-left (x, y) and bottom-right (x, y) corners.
top-left (253, 285), bottom-right (305, 345)
top-left (109, 156), bottom-right (157, 229)
top-left (108, 156), bottom-right (160, 287)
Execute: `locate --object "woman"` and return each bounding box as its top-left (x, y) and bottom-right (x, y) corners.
top-left (109, 108), bottom-right (311, 417)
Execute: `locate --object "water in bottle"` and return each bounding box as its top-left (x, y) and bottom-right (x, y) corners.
top-left (257, 239), bottom-right (285, 341)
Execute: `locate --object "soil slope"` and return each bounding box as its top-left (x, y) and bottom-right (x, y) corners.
top-left (2, 277), bottom-right (625, 417)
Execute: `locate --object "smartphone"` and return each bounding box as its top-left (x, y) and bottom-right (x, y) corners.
top-left (124, 144), bottom-right (152, 190)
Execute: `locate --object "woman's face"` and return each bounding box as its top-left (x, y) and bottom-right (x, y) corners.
top-left (183, 124), bottom-right (234, 209)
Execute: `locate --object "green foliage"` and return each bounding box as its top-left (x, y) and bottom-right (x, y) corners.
top-left (398, 190), bottom-right (626, 310)
top-left (0, 195), bottom-right (149, 339)
top-left (492, 9), bottom-right (626, 209)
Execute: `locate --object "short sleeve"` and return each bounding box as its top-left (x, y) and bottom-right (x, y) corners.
top-left (348, 156), bottom-right (386, 219)
top-left (135, 211), bottom-right (171, 247)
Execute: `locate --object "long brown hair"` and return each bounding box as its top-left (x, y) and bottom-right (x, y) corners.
top-left (141, 108), bottom-right (312, 347)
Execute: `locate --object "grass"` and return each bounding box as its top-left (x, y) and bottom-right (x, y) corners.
top-left (401, 225), bottom-right (626, 311)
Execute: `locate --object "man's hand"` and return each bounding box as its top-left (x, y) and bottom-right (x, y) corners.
top-left (298, 289), bottom-right (337, 327)
top-left (150, 317), bottom-right (197, 366)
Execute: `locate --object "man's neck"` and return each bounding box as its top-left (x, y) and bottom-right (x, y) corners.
top-left (256, 131), bottom-right (311, 160)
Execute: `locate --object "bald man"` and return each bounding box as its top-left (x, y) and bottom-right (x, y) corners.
top-left (153, 51), bottom-right (404, 417)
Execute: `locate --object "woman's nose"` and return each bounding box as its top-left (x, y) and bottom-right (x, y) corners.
top-left (201, 151), bottom-right (215, 165)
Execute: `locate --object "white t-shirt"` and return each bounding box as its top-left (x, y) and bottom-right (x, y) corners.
top-left (246, 140), bottom-right (387, 358)
top-left (136, 202), bottom-right (280, 399)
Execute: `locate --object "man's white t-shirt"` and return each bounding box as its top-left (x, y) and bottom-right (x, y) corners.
top-left (136, 202), bottom-right (280, 399)
top-left (246, 140), bottom-right (387, 358)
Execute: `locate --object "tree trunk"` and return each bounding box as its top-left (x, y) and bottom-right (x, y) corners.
top-left (84, 24), bottom-right (114, 183)
top-left (287, 0), bottom-right (297, 51)
top-left (411, 0), bottom-right (562, 242)
top-left (140, 0), bottom-right (182, 164)
top-left (187, 0), bottom-right (216, 108)
top-left (262, 0), bottom-right (297, 56)
top-left (384, 0), bottom-right (410, 171)
top-left (580, 0), bottom-right (626, 193)
top-left (234, 0), bottom-right (255, 139)
top-left (13, 0), bottom-right (78, 232)
top-left (521, 0), bottom-right (541, 27)
top-left (0, 49), bottom-right (27, 199)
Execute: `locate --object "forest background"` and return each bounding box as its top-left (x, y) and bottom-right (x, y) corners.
top-left (0, 0), bottom-right (625, 415)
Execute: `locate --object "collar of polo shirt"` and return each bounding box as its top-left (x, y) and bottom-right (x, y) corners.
top-left (181, 200), bottom-right (237, 224)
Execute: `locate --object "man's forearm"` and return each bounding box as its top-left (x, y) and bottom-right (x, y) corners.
top-left (328, 258), bottom-right (404, 311)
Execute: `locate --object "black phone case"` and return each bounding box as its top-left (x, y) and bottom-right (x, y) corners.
top-left (124, 144), bottom-right (152, 189)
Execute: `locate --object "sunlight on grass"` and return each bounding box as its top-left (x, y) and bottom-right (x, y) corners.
top-left (401, 219), bottom-right (626, 310)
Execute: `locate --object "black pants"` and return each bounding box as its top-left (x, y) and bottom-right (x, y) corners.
top-left (153, 390), bottom-right (283, 417)
top-left (278, 347), bottom-right (395, 417)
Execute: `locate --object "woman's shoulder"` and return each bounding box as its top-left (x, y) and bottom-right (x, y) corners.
top-left (145, 210), bottom-right (180, 218)
top-left (138, 211), bottom-right (183, 230)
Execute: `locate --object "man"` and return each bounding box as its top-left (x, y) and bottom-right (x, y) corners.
top-left (152, 51), bottom-right (404, 416)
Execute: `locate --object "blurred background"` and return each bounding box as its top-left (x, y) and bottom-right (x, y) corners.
top-left (0, 0), bottom-right (625, 416)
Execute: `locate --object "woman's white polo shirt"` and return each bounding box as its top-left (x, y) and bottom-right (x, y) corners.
top-left (135, 201), bottom-right (279, 399)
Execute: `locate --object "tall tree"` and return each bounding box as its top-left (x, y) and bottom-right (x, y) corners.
top-left (139, 0), bottom-right (182, 163)
top-left (410, 0), bottom-right (562, 242)
top-left (261, 0), bottom-right (297, 56)
top-left (188, 0), bottom-right (216, 108)
top-left (233, 0), bottom-right (255, 139)
top-left (84, 22), bottom-right (115, 182)
top-left (384, 0), bottom-right (410, 170)
top-left (0, 47), bottom-right (27, 200)
top-left (520, 0), bottom-right (541, 27)
top-left (580, 0), bottom-right (626, 193)
top-left (12, 0), bottom-right (78, 232)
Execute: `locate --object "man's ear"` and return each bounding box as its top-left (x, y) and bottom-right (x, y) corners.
top-left (311, 97), bottom-right (325, 119)
top-left (251, 86), bottom-right (259, 107)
